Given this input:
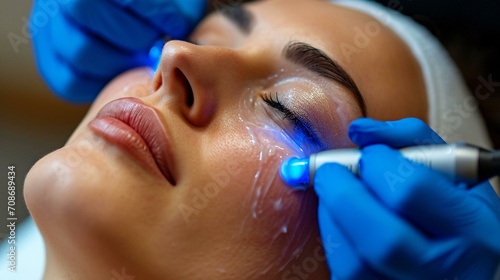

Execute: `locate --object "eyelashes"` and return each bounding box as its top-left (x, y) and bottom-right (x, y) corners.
top-left (262, 92), bottom-right (297, 124)
top-left (262, 92), bottom-right (320, 145)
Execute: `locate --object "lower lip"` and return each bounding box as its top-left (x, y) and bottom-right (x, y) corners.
top-left (88, 117), bottom-right (165, 179)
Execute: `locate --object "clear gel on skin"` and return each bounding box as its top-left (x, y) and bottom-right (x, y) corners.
top-left (234, 67), bottom-right (360, 273)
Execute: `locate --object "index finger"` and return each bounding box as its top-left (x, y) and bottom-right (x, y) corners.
top-left (348, 118), bottom-right (445, 148)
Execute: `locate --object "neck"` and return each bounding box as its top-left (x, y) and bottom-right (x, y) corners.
top-left (43, 242), bottom-right (141, 280)
top-left (43, 248), bottom-right (109, 280)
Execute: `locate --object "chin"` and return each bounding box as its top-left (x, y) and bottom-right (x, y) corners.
top-left (25, 139), bottom-right (127, 227)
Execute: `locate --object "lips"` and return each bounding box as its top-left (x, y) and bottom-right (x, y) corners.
top-left (88, 97), bottom-right (176, 185)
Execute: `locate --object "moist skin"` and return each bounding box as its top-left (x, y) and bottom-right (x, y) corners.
top-left (235, 68), bottom-right (358, 274)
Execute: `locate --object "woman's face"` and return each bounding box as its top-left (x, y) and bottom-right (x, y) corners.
top-left (25, 0), bottom-right (426, 279)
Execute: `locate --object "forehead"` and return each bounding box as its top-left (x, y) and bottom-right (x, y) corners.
top-left (245, 0), bottom-right (396, 66)
top-left (245, 0), bottom-right (428, 120)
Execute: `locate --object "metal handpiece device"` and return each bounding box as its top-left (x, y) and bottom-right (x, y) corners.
top-left (280, 143), bottom-right (500, 189)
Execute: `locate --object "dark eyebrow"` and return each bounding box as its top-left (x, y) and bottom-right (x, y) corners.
top-left (218, 5), bottom-right (253, 34)
top-left (283, 41), bottom-right (366, 116)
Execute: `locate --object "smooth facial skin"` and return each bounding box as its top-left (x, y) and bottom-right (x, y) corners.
top-left (25, 0), bottom-right (427, 279)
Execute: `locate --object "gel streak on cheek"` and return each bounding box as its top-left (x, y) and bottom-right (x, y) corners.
top-left (233, 69), bottom-right (362, 272)
top-left (234, 75), bottom-right (319, 274)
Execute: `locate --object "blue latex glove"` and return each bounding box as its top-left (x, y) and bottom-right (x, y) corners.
top-left (315, 118), bottom-right (500, 279)
top-left (30, 0), bottom-right (206, 103)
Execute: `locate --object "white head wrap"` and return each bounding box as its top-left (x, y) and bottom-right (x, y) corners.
top-left (332, 0), bottom-right (492, 149)
top-left (331, 0), bottom-right (498, 191)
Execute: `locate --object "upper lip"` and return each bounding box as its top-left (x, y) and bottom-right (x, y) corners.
top-left (95, 97), bottom-right (176, 185)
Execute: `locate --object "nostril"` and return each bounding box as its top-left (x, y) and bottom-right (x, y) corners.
top-left (186, 82), bottom-right (194, 108)
top-left (174, 68), bottom-right (194, 107)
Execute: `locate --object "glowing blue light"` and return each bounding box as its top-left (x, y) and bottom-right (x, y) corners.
top-left (280, 157), bottom-right (310, 189)
top-left (148, 40), bottom-right (164, 71)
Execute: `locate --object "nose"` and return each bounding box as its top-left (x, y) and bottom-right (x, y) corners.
top-left (153, 40), bottom-right (271, 127)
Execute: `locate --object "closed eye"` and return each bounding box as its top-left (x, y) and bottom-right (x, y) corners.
top-left (262, 92), bottom-right (323, 148)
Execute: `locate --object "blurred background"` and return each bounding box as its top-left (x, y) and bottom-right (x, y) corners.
top-left (0, 1), bottom-right (90, 241)
top-left (1, 0), bottom-right (499, 240)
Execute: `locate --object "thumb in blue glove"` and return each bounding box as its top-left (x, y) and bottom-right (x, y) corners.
top-left (30, 0), bottom-right (207, 103)
top-left (315, 118), bottom-right (500, 279)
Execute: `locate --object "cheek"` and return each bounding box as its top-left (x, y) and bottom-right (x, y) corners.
top-left (216, 123), bottom-right (318, 265)
top-left (247, 134), bottom-right (316, 243)
top-left (212, 87), bottom-right (322, 262)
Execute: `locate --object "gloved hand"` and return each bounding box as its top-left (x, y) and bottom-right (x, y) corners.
top-left (315, 118), bottom-right (500, 279)
top-left (30, 0), bottom-right (206, 103)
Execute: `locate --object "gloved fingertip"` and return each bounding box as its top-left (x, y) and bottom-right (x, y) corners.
top-left (361, 143), bottom-right (394, 155)
top-left (386, 117), bottom-right (425, 128)
top-left (313, 163), bottom-right (352, 197)
top-left (349, 118), bottom-right (386, 133)
top-left (350, 117), bottom-right (446, 148)
top-left (359, 143), bottom-right (392, 162)
top-left (385, 118), bottom-right (445, 144)
top-left (359, 144), bottom-right (400, 179)
top-left (348, 118), bottom-right (388, 147)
